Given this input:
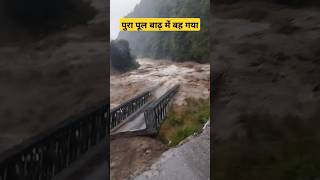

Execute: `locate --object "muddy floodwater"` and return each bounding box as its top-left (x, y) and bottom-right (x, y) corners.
top-left (110, 58), bottom-right (210, 108)
top-left (110, 58), bottom-right (210, 180)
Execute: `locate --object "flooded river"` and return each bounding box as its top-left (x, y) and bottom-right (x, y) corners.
top-left (110, 58), bottom-right (210, 108)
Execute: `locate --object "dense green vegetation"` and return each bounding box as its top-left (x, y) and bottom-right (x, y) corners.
top-left (213, 111), bottom-right (320, 180)
top-left (159, 98), bottom-right (210, 146)
top-left (118, 0), bottom-right (210, 63)
top-left (110, 39), bottom-right (139, 72)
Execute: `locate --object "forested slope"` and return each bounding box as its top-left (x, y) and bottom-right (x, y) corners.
top-left (118, 0), bottom-right (209, 63)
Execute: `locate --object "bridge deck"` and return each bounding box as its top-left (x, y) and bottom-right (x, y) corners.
top-left (115, 112), bottom-right (146, 133)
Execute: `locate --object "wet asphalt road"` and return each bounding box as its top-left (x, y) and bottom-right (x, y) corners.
top-left (132, 121), bottom-right (210, 180)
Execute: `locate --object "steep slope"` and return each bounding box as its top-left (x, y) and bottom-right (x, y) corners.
top-left (118, 0), bottom-right (210, 63)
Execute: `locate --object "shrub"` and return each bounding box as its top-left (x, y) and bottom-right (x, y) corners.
top-left (158, 98), bottom-right (210, 146)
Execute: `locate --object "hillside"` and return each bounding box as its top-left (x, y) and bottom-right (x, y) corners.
top-left (118, 0), bottom-right (210, 63)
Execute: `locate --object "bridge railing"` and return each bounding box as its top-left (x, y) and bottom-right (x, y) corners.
top-left (110, 90), bottom-right (152, 130)
top-left (0, 101), bottom-right (107, 180)
top-left (144, 85), bottom-right (179, 134)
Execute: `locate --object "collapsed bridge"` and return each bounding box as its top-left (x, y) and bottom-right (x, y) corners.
top-left (110, 85), bottom-right (180, 136)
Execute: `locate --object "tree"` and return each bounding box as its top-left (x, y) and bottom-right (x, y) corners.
top-left (110, 39), bottom-right (139, 72)
top-left (118, 0), bottom-right (210, 63)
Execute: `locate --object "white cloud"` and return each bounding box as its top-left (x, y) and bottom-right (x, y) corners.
top-left (110, 0), bottom-right (141, 40)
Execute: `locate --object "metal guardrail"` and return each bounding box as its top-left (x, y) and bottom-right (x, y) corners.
top-left (110, 91), bottom-right (151, 130)
top-left (0, 100), bottom-right (107, 180)
top-left (144, 85), bottom-right (179, 134)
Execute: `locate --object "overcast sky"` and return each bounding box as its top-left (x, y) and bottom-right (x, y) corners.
top-left (110, 0), bottom-right (141, 40)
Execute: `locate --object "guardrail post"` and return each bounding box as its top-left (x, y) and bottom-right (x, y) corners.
top-left (144, 108), bottom-right (157, 134)
top-left (110, 90), bottom-right (152, 131)
top-left (144, 85), bottom-right (179, 135)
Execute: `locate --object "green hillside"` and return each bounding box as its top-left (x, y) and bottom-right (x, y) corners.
top-left (118, 0), bottom-right (210, 63)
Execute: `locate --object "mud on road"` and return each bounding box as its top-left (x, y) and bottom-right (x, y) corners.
top-left (110, 136), bottom-right (167, 180)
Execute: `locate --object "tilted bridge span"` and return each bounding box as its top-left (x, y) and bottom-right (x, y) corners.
top-left (110, 84), bottom-right (179, 136)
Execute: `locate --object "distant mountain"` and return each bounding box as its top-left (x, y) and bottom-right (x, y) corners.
top-left (118, 0), bottom-right (210, 63)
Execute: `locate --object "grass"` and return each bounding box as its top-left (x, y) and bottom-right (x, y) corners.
top-left (158, 98), bottom-right (210, 147)
top-left (213, 110), bottom-right (320, 180)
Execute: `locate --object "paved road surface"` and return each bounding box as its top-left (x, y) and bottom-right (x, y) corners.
top-left (132, 121), bottom-right (210, 180)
